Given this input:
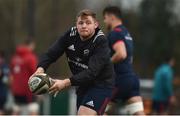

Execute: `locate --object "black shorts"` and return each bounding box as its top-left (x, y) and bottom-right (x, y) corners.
top-left (14, 95), bottom-right (36, 105)
top-left (0, 97), bottom-right (6, 110)
top-left (111, 74), bottom-right (140, 102)
top-left (152, 100), bottom-right (169, 113)
top-left (14, 95), bottom-right (29, 104)
top-left (0, 89), bottom-right (8, 110)
top-left (76, 86), bottom-right (112, 115)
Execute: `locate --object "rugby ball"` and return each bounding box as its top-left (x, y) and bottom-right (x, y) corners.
top-left (28, 73), bottom-right (54, 95)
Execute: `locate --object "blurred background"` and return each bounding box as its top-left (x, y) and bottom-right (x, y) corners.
top-left (0, 0), bottom-right (180, 115)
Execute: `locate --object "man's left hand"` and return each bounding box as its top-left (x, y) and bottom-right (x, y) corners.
top-left (49, 79), bottom-right (71, 97)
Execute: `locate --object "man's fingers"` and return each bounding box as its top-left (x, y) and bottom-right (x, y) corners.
top-left (50, 78), bottom-right (56, 85)
top-left (53, 91), bottom-right (59, 97)
top-left (49, 88), bottom-right (57, 94)
top-left (49, 83), bottom-right (57, 91)
top-left (49, 88), bottom-right (59, 97)
top-left (47, 79), bottom-right (61, 97)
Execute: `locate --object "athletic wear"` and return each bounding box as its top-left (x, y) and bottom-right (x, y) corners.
top-left (107, 25), bottom-right (134, 75)
top-left (107, 25), bottom-right (140, 102)
top-left (0, 62), bottom-right (9, 110)
top-left (153, 64), bottom-right (173, 101)
top-left (10, 45), bottom-right (38, 102)
top-left (38, 27), bottom-right (114, 88)
top-left (152, 100), bottom-right (169, 114)
top-left (77, 86), bottom-right (111, 115)
top-left (152, 63), bottom-right (173, 113)
top-left (111, 74), bottom-right (140, 102)
top-left (38, 27), bottom-right (114, 113)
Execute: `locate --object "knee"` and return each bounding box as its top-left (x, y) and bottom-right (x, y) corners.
top-left (126, 101), bottom-right (144, 115)
top-left (78, 106), bottom-right (97, 115)
top-left (104, 102), bottom-right (117, 115)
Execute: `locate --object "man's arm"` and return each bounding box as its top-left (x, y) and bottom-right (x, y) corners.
top-left (108, 30), bottom-right (127, 63)
top-left (111, 40), bottom-right (127, 63)
top-left (37, 31), bottom-right (69, 72)
top-left (70, 36), bottom-right (111, 86)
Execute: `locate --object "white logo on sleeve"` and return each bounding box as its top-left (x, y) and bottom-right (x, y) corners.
top-left (125, 33), bottom-right (133, 41)
top-left (68, 45), bottom-right (75, 51)
top-left (86, 100), bottom-right (94, 107)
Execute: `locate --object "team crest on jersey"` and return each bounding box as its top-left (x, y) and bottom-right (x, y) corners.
top-left (83, 49), bottom-right (89, 56)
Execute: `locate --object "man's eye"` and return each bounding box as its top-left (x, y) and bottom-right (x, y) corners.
top-left (79, 22), bottom-right (84, 25)
top-left (86, 21), bottom-right (91, 25)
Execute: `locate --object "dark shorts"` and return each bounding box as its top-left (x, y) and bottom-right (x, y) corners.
top-left (76, 86), bottom-right (112, 115)
top-left (14, 95), bottom-right (36, 105)
top-left (152, 100), bottom-right (169, 113)
top-left (111, 74), bottom-right (140, 102)
top-left (0, 97), bottom-right (7, 110)
top-left (14, 96), bottom-right (29, 105)
top-left (0, 89), bottom-right (8, 110)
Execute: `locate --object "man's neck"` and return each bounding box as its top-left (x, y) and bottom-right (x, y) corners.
top-left (111, 20), bottom-right (123, 30)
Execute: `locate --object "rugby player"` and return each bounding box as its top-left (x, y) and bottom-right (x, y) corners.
top-left (32, 9), bottom-right (114, 115)
top-left (103, 6), bottom-right (144, 115)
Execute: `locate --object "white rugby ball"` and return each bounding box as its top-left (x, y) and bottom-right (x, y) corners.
top-left (28, 74), bottom-right (54, 95)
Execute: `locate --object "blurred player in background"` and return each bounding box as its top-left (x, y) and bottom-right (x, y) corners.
top-left (32, 9), bottom-right (114, 115)
top-left (10, 39), bottom-right (39, 115)
top-left (152, 56), bottom-right (176, 114)
top-left (0, 50), bottom-right (10, 115)
top-left (103, 6), bottom-right (144, 115)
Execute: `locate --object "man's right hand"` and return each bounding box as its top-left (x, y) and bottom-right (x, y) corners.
top-left (30, 67), bottom-right (45, 80)
top-left (34, 67), bottom-right (45, 74)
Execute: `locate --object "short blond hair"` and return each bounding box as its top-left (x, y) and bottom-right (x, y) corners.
top-left (76, 9), bottom-right (96, 20)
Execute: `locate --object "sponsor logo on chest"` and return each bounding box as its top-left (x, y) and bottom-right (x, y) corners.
top-left (83, 49), bottom-right (90, 56)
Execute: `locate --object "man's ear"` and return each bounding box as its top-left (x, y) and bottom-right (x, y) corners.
top-left (95, 21), bottom-right (99, 28)
top-left (111, 14), bottom-right (116, 21)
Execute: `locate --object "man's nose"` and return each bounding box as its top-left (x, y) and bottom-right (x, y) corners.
top-left (82, 23), bottom-right (86, 28)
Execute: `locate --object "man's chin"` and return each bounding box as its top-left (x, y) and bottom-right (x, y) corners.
top-left (80, 34), bottom-right (91, 40)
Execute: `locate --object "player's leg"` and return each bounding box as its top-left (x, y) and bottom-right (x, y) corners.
top-left (12, 95), bottom-right (22, 115)
top-left (104, 87), bottom-right (119, 115)
top-left (124, 75), bottom-right (144, 115)
top-left (12, 95), bottom-right (30, 115)
top-left (159, 101), bottom-right (169, 115)
top-left (12, 104), bottom-right (21, 115)
top-left (152, 100), bottom-right (160, 114)
top-left (104, 101), bottom-right (118, 115)
top-left (126, 96), bottom-right (144, 115)
top-left (78, 106), bottom-right (97, 115)
top-left (76, 92), bottom-right (97, 115)
top-left (106, 74), bottom-right (144, 115)
top-left (77, 87), bottom-right (111, 115)
top-left (152, 100), bottom-right (169, 115)
top-left (0, 98), bottom-right (6, 115)
top-left (27, 102), bottom-right (39, 115)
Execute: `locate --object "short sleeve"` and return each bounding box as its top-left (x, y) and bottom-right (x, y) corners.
top-left (108, 28), bottom-right (125, 48)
